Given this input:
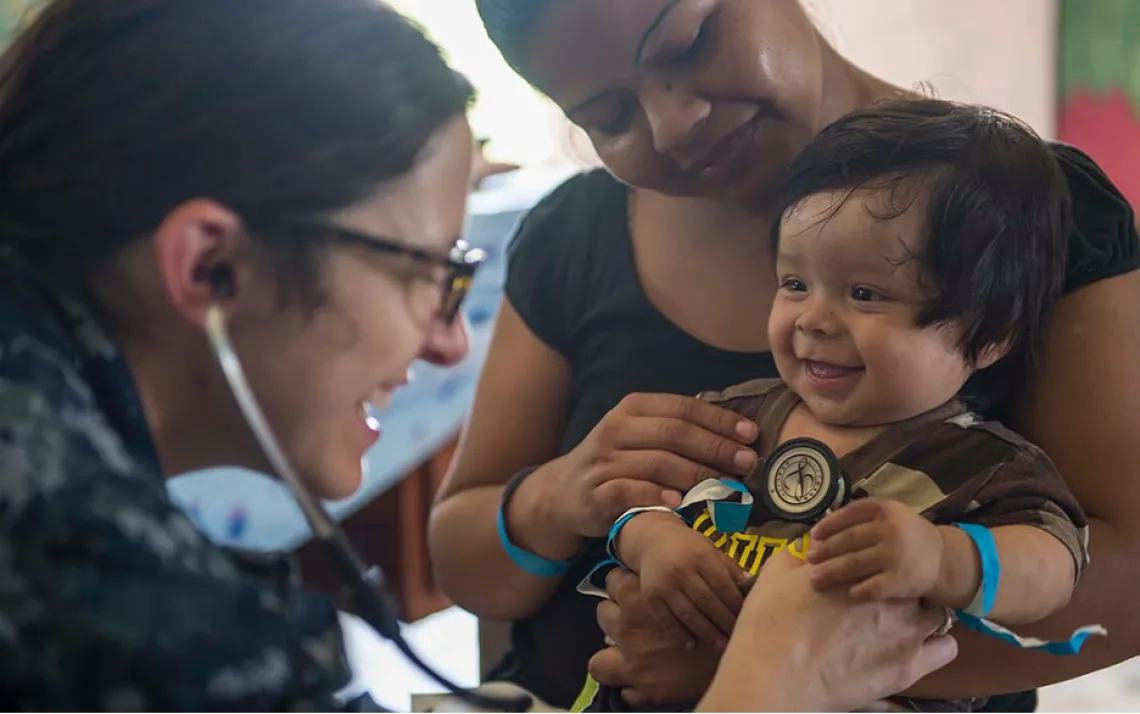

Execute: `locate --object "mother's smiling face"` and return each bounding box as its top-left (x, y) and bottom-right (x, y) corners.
top-left (513, 0), bottom-right (830, 207)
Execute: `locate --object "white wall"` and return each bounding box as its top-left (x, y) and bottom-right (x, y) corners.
top-left (554, 0), bottom-right (1062, 167)
top-left (395, 0), bottom-right (1061, 166)
top-left (808, 0), bottom-right (1059, 137)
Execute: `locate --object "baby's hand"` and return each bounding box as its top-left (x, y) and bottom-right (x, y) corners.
top-left (626, 514), bottom-right (748, 650)
top-left (806, 498), bottom-right (943, 601)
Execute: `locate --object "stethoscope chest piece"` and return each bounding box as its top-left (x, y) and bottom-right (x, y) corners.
top-left (758, 437), bottom-right (850, 522)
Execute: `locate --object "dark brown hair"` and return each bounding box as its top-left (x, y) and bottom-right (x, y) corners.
top-left (476, 0), bottom-right (552, 75)
top-left (0, 0), bottom-right (474, 295)
top-left (773, 98), bottom-right (1071, 404)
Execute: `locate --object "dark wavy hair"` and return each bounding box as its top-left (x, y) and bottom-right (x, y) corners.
top-left (773, 98), bottom-right (1071, 404)
top-left (475, 0), bottom-right (552, 74)
top-left (0, 0), bottom-right (474, 295)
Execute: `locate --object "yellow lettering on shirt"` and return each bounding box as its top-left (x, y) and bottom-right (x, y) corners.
top-left (690, 508), bottom-right (809, 572)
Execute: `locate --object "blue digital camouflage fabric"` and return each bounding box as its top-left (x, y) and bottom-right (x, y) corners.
top-left (0, 256), bottom-right (380, 711)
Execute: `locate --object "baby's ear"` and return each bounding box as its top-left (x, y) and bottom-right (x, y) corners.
top-left (974, 339), bottom-right (1012, 370)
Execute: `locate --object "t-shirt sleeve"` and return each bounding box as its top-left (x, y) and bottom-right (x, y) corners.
top-left (1051, 142), bottom-right (1140, 293)
top-left (696, 377), bottom-right (784, 421)
top-left (504, 169), bottom-right (621, 357)
top-left (953, 444), bottom-right (1089, 579)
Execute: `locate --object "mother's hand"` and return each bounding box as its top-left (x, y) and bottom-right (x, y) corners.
top-left (533, 393), bottom-right (760, 540)
top-left (589, 568), bottom-right (720, 708)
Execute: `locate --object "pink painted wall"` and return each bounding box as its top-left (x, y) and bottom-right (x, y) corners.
top-left (1057, 0), bottom-right (1140, 214)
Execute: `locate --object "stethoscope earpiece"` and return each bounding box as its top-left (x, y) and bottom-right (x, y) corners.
top-left (194, 264), bottom-right (236, 301)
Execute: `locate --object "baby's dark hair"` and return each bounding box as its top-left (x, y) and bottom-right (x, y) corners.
top-left (772, 99), bottom-right (1071, 404)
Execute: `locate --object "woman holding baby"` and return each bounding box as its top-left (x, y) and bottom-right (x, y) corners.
top-left (430, 0), bottom-right (1140, 711)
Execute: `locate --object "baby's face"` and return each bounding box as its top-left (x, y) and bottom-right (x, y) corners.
top-left (769, 188), bottom-right (975, 427)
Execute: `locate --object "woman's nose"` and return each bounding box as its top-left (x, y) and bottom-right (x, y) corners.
top-left (419, 313), bottom-right (470, 367)
top-left (641, 82), bottom-right (711, 158)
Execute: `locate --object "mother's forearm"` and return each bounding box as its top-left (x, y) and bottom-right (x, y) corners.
top-left (906, 518), bottom-right (1140, 699)
top-left (428, 484), bottom-right (579, 620)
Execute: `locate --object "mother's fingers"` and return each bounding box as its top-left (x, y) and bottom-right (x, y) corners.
top-left (588, 646), bottom-right (632, 689)
top-left (621, 688), bottom-right (652, 710)
top-left (613, 417), bottom-right (758, 476)
top-left (597, 599), bottom-right (621, 643)
top-left (605, 566), bottom-right (642, 607)
top-left (609, 451), bottom-right (723, 495)
top-left (884, 599), bottom-right (959, 650)
top-left (906, 635), bottom-right (959, 689)
top-left (619, 393), bottom-right (759, 443)
top-left (917, 602), bottom-right (955, 640)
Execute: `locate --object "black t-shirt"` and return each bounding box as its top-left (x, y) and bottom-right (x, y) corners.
top-left (490, 143), bottom-right (1140, 710)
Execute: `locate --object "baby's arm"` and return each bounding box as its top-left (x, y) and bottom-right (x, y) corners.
top-left (808, 502), bottom-right (1077, 624)
top-left (613, 510), bottom-right (686, 572)
top-left (932, 524), bottom-right (1074, 624)
top-left (615, 511), bottom-right (748, 650)
top-left (811, 439), bottom-right (1086, 629)
top-left (931, 443), bottom-right (1087, 625)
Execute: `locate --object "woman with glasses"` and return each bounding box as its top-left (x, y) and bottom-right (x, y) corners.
top-left (0, 0), bottom-right (956, 710)
top-left (0, 0), bottom-right (478, 708)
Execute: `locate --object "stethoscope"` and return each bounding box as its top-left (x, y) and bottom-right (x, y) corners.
top-left (203, 302), bottom-right (531, 712)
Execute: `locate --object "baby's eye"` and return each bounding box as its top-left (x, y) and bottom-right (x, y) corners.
top-left (781, 277), bottom-right (807, 292)
top-left (850, 286), bottom-right (885, 302)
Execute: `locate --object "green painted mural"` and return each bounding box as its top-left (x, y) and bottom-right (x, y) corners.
top-left (1058, 0), bottom-right (1140, 211)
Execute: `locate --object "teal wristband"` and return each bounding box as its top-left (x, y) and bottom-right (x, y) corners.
top-left (953, 522), bottom-right (999, 618)
top-left (951, 523), bottom-right (1106, 655)
top-left (497, 467), bottom-right (574, 578)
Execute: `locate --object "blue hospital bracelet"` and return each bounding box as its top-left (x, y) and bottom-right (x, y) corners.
top-left (954, 523), bottom-right (999, 618)
top-left (497, 467), bottom-right (574, 578)
top-left (604, 506), bottom-right (677, 569)
top-left (949, 523), bottom-right (1107, 655)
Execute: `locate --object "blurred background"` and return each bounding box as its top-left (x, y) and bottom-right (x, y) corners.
top-left (2, 0), bottom-right (1134, 709)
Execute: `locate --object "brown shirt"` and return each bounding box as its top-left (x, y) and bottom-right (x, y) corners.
top-left (581, 376), bottom-right (1088, 713)
top-left (691, 378), bottom-right (1088, 578)
top-left (666, 378), bottom-right (1090, 713)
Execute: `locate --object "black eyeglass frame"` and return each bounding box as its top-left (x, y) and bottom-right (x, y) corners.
top-left (304, 223), bottom-right (486, 324)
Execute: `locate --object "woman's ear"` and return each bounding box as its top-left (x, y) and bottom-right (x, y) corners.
top-left (151, 199), bottom-right (247, 328)
top-left (974, 339), bottom-right (1012, 370)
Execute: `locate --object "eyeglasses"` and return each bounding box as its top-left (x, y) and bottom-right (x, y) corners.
top-left (305, 223), bottom-right (486, 325)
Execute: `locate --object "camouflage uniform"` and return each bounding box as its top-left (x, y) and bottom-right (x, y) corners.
top-left (0, 257), bottom-right (381, 711)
